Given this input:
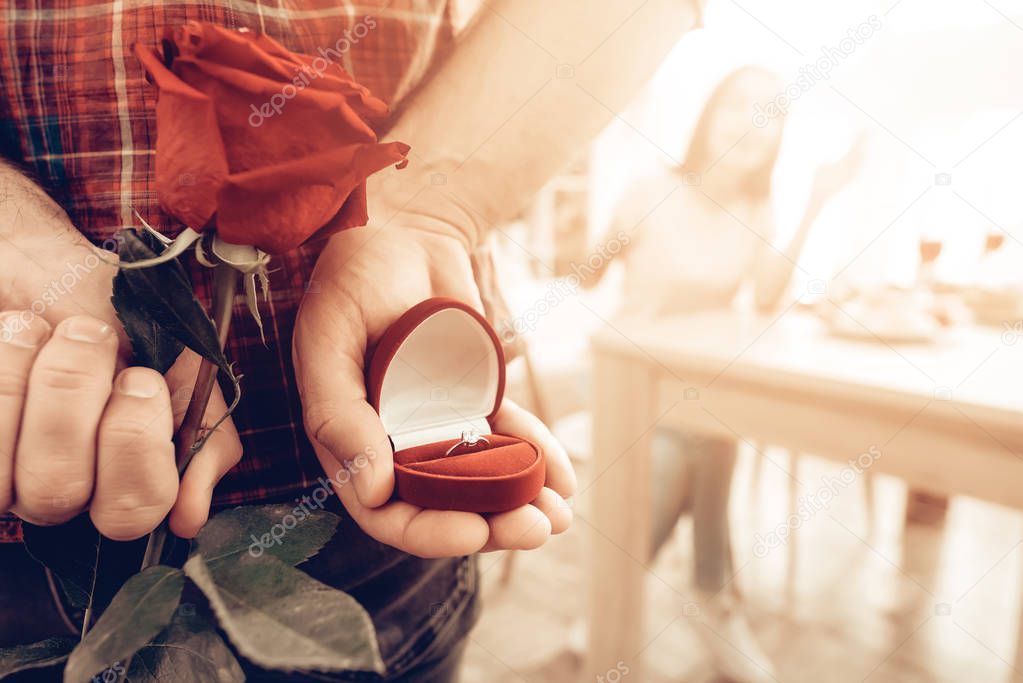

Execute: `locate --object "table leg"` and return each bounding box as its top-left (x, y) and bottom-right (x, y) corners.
top-left (1015, 586), bottom-right (1023, 678)
top-left (785, 451), bottom-right (800, 603)
top-left (584, 350), bottom-right (655, 682)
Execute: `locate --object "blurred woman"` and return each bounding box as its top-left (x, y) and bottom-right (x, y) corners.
top-left (592, 65), bottom-right (862, 683)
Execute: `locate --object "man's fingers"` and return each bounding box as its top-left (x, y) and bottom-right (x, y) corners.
top-left (164, 349), bottom-right (205, 428)
top-left (294, 289), bottom-right (395, 508)
top-left (479, 488), bottom-right (572, 553)
top-left (169, 385), bottom-right (242, 538)
top-left (91, 368), bottom-right (177, 540)
top-left (0, 312), bottom-right (52, 512)
top-left (531, 486), bottom-right (572, 535)
top-left (163, 348), bottom-right (244, 537)
top-left (475, 403), bottom-right (577, 552)
top-left (305, 396), bottom-right (394, 508)
top-left (491, 399), bottom-right (577, 499)
top-left (480, 503), bottom-right (551, 553)
top-left (13, 316), bottom-right (118, 525)
top-left (318, 443), bottom-right (488, 557)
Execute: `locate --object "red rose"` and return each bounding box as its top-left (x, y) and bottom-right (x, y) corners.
top-left (135, 22), bottom-right (409, 254)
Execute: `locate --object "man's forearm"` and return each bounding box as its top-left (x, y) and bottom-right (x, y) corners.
top-left (0, 162), bottom-right (87, 269)
top-left (0, 163), bottom-right (65, 308)
top-left (367, 0), bottom-right (701, 249)
top-left (0, 162), bottom-right (119, 327)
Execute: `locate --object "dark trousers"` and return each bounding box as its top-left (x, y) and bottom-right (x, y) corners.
top-left (0, 488), bottom-right (480, 682)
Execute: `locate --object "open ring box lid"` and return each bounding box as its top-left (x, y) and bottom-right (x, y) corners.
top-left (367, 298), bottom-right (545, 513)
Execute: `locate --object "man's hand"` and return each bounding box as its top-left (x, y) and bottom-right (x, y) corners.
top-left (0, 164), bottom-right (242, 540)
top-left (0, 317), bottom-right (242, 542)
top-left (294, 225), bottom-right (576, 558)
top-left (288, 0), bottom-right (706, 558)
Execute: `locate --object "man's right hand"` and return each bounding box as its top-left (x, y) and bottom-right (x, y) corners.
top-left (0, 312), bottom-right (179, 539)
top-left (0, 164), bottom-right (242, 540)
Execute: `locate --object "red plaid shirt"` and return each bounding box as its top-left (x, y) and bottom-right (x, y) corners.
top-left (0, 0), bottom-right (459, 540)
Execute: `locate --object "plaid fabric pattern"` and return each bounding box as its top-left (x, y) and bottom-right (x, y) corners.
top-left (0, 0), bottom-right (457, 539)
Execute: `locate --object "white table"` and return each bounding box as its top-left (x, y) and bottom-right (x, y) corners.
top-left (583, 309), bottom-right (1023, 680)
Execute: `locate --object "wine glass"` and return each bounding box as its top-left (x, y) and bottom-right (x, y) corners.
top-left (975, 228), bottom-right (1007, 289)
top-left (983, 230), bottom-right (1005, 255)
top-left (918, 233), bottom-right (943, 289)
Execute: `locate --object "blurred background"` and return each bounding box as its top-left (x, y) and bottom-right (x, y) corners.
top-left (456, 0), bottom-right (1023, 681)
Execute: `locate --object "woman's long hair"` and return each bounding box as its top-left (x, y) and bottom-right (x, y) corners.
top-left (680, 66), bottom-right (783, 201)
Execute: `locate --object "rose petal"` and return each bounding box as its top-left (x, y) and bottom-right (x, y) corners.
top-left (170, 57), bottom-right (380, 172)
top-left (215, 141), bottom-right (410, 254)
top-left (304, 182), bottom-right (369, 246)
top-left (135, 43), bottom-right (229, 229)
top-left (135, 22), bottom-right (408, 251)
top-left (170, 21), bottom-right (299, 83)
top-left (169, 22), bottom-right (389, 120)
top-left (270, 46), bottom-right (390, 119)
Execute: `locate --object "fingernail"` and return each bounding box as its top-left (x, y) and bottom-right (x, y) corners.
top-left (59, 316), bottom-right (112, 343)
top-left (0, 313), bottom-right (50, 348)
top-left (117, 369), bottom-right (162, 398)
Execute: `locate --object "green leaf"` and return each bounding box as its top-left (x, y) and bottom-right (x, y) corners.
top-left (0, 638), bottom-right (76, 679)
top-left (112, 227), bottom-right (187, 373)
top-left (23, 516), bottom-right (150, 624)
top-left (113, 229), bottom-right (230, 374)
top-left (112, 271), bottom-right (184, 373)
top-left (22, 514), bottom-right (100, 610)
top-left (23, 517), bottom-right (172, 645)
top-left (125, 608), bottom-right (244, 682)
top-left (64, 566), bottom-right (185, 683)
top-left (111, 228), bottom-right (242, 450)
top-left (192, 504), bottom-right (341, 567)
top-left (184, 554), bottom-right (384, 674)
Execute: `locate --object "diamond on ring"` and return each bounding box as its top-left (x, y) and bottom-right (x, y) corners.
top-left (445, 429), bottom-right (490, 456)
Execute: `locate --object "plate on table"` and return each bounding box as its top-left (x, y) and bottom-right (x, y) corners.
top-left (825, 291), bottom-right (940, 344)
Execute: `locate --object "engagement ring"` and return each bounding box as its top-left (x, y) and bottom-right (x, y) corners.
top-left (445, 429), bottom-right (490, 456)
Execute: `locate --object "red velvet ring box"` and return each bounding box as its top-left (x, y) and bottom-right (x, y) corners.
top-left (366, 298), bottom-right (545, 513)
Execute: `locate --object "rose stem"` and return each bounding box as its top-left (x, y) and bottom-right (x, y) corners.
top-left (117, 264), bottom-right (237, 678)
top-left (79, 539), bottom-right (101, 637)
top-left (139, 263), bottom-right (239, 570)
